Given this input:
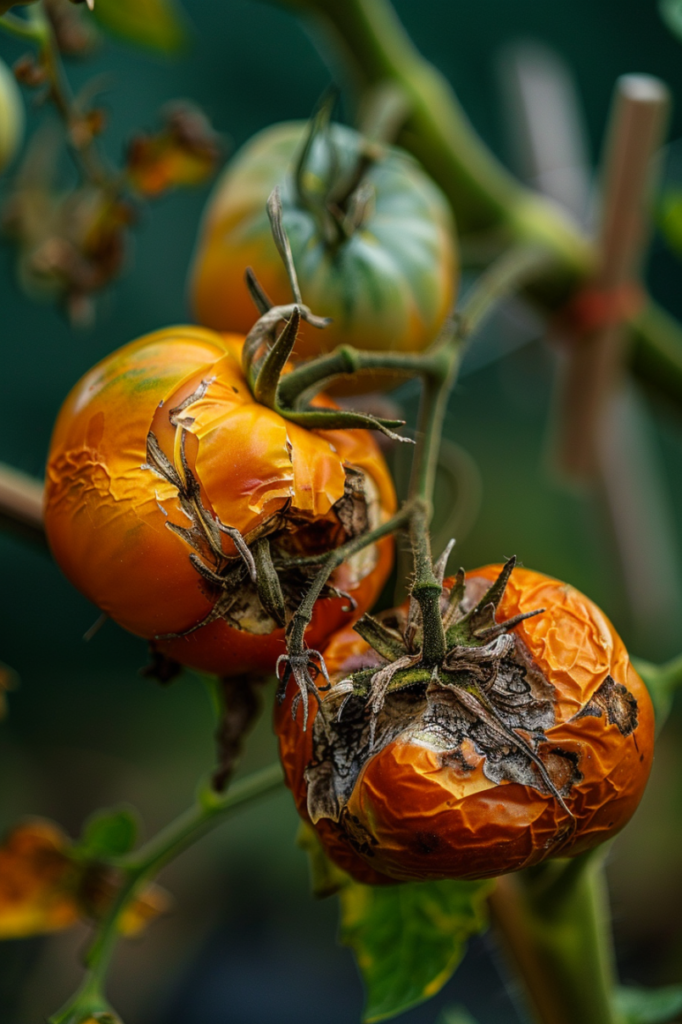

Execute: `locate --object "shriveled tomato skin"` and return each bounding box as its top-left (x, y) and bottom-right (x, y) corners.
top-left (45, 327), bottom-right (396, 676)
top-left (275, 567), bottom-right (654, 883)
top-left (189, 122), bottom-right (457, 369)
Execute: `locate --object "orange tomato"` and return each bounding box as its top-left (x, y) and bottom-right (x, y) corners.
top-left (275, 564), bottom-right (654, 883)
top-left (44, 327), bottom-right (396, 675)
top-left (188, 122), bottom-right (457, 371)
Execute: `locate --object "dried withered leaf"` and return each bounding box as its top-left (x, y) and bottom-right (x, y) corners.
top-left (0, 818), bottom-right (170, 940)
top-left (0, 821), bottom-right (79, 938)
top-left (126, 101), bottom-right (221, 198)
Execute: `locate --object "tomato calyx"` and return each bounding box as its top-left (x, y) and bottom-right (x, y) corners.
top-left (240, 189), bottom-right (412, 443)
top-left (144, 418), bottom-right (382, 644)
top-left (307, 556), bottom-right (582, 836)
top-left (292, 92), bottom-right (391, 250)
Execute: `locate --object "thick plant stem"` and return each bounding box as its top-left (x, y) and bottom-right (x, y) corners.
top-left (408, 500), bottom-right (445, 665)
top-left (271, 0), bottom-right (590, 264)
top-left (490, 852), bottom-right (623, 1024)
top-left (270, 0), bottom-right (682, 408)
top-left (50, 763), bottom-right (284, 1023)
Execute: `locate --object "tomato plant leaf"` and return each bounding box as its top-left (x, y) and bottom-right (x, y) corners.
top-left (78, 807), bottom-right (138, 859)
top-left (339, 876), bottom-right (493, 1023)
top-left (437, 1008), bottom-right (480, 1024)
top-left (660, 0), bottom-right (682, 42)
top-left (616, 985), bottom-right (682, 1024)
top-left (91, 0), bottom-right (189, 54)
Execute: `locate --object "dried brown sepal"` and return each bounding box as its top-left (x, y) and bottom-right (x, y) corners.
top-left (212, 675), bottom-right (263, 792)
top-left (141, 645), bottom-right (183, 685)
top-left (320, 559), bottom-right (576, 832)
top-left (44, 0), bottom-right (99, 56)
top-left (126, 101), bottom-right (221, 198)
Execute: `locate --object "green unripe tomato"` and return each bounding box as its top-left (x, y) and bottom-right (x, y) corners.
top-left (0, 56), bottom-right (24, 174)
top-left (189, 121), bottom-right (458, 388)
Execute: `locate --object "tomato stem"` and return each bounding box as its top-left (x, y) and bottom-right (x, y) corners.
top-left (490, 851), bottom-right (624, 1024)
top-left (405, 243), bottom-right (553, 654)
top-left (48, 763), bottom-right (284, 1024)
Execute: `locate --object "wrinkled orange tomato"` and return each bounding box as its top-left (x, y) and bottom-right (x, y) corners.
top-left (44, 327), bottom-right (396, 675)
top-left (276, 564), bottom-right (654, 883)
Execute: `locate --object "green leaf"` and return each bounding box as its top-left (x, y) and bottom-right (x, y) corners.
top-left (339, 876), bottom-right (493, 1023)
top-left (658, 191), bottom-right (682, 260)
top-left (660, 0), bottom-right (682, 42)
top-left (92, 0), bottom-right (189, 54)
top-left (616, 985), bottom-right (682, 1024)
top-left (77, 807), bottom-right (139, 859)
top-left (437, 1008), bottom-right (480, 1024)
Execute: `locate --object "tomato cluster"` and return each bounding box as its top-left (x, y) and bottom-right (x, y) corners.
top-left (45, 104), bottom-right (655, 883)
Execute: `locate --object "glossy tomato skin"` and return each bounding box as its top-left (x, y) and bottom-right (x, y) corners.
top-left (189, 122), bottom-right (457, 366)
top-left (45, 327), bottom-right (396, 676)
top-left (275, 566), bottom-right (655, 883)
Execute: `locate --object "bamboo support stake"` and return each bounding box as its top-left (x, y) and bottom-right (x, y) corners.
top-left (0, 462), bottom-right (45, 545)
top-left (556, 75), bottom-right (669, 480)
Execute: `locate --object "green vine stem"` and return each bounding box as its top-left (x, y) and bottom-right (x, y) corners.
top-left (49, 763), bottom-right (284, 1024)
top-left (0, 1), bottom-right (109, 185)
top-left (269, 0), bottom-right (682, 409)
top-left (490, 851), bottom-right (623, 1024)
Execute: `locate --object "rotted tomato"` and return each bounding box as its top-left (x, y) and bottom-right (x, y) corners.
top-left (189, 120), bottom-right (457, 371)
top-left (44, 327), bottom-right (396, 675)
top-left (276, 560), bottom-right (654, 883)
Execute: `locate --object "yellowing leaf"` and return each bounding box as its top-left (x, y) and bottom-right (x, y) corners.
top-left (0, 821), bottom-right (79, 938)
top-left (91, 0), bottom-right (189, 53)
top-left (339, 876), bottom-right (493, 1024)
top-left (0, 818), bottom-right (170, 940)
top-left (126, 102), bottom-right (220, 198)
top-left (119, 882), bottom-right (170, 935)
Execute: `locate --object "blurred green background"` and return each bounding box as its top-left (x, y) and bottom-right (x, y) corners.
top-left (2, 1), bottom-right (682, 1021)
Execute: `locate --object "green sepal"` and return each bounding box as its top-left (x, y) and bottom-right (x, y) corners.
top-left (254, 307), bottom-right (302, 408)
top-left (74, 806), bottom-right (139, 861)
top-left (253, 536), bottom-right (286, 627)
top-left (280, 406), bottom-right (409, 442)
top-left (384, 665), bottom-right (433, 694)
top-left (343, 668), bottom-right (378, 698)
top-left (615, 984), bottom-right (682, 1024)
top-left (353, 614), bottom-right (407, 661)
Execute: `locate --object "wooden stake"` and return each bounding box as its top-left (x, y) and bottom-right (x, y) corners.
top-left (0, 463), bottom-right (45, 545)
top-left (556, 74), bottom-right (669, 480)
